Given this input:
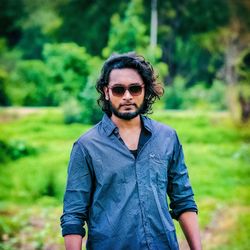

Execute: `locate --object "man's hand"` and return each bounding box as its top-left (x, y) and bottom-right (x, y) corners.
top-left (178, 211), bottom-right (202, 250)
top-left (64, 235), bottom-right (83, 250)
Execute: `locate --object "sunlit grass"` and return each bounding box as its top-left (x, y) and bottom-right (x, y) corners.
top-left (0, 107), bottom-right (249, 249)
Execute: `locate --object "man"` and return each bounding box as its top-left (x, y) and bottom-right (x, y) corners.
top-left (60, 52), bottom-right (202, 250)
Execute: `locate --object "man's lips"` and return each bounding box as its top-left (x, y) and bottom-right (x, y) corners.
top-left (119, 103), bottom-right (136, 109)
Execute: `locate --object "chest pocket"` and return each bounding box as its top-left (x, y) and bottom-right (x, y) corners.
top-left (149, 153), bottom-right (170, 189)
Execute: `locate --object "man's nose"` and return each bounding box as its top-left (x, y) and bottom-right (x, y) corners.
top-left (123, 89), bottom-right (133, 99)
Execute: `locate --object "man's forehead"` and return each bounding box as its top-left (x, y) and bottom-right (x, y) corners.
top-left (109, 68), bottom-right (143, 83)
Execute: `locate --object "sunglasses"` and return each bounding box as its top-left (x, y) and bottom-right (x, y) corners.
top-left (108, 84), bottom-right (144, 97)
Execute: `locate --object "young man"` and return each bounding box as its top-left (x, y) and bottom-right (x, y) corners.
top-left (60, 52), bottom-right (202, 250)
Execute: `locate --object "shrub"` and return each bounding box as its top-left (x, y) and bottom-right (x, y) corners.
top-left (164, 77), bottom-right (186, 109)
top-left (164, 77), bottom-right (227, 110)
top-left (8, 43), bottom-right (94, 106)
top-left (0, 139), bottom-right (37, 163)
top-left (62, 66), bottom-right (103, 125)
top-left (0, 69), bottom-right (10, 106)
top-left (62, 98), bottom-right (83, 124)
top-left (43, 43), bottom-right (91, 104)
top-left (8, 60), bottom-right (51, 106)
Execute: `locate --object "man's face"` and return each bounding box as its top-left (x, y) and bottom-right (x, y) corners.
top-left (104, 68), bottom-right (145, 120)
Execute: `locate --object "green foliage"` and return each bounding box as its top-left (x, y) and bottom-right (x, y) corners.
top-left (8, 43), bottom-right (100, 122)
top-left (158, 0), bottom-right (230, 86)
top-left (62, 98), bottom-right (83, 124)
top-left (62, 79), bottom-right (103, 125)
top-left (0, 0), bottom-right (25, 47)
top-left (103, 0), bottom-right (168, 82)
top-left (58, 0), bottom-right (127, 55)
top-left (43, 43), bottom-right (91, 103)
top-left (207, 80), bottom-right (228, 110)
top-left (16, 1), bottom-right (62, 59)
top-left (78, 73), bottom-right (103, 124)
top-left (0, 108), bottom-right (91, 202)
top-left (236, 48), bottom-right (250, 99)
top-left (168, 36), bottom-right (223, 87)
top-left (102, 0), bottom-right (148, 57)
top-left (0, 206), bottom-right (64, 250)
top-left (0, 108), bottom-right (249, 249)
top-left (0, 69), bottom-right (9, 106)
top-left (164, 77), bottom-right (185, 109)
top-left (164, 78), bottom-right (227, 110)
top-left (8, 60), bottom-right (50, 106)
top-left (61, 55), bottom-right (103, 124)
top-left (0, 139), bottom-right (36, 163)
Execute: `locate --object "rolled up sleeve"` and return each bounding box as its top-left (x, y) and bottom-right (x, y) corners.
top-left (60, 141), bottom-right (93, 237)
top-left (167, 132), bottom-right (198, 220)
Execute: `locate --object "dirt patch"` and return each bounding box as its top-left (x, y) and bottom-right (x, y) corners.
top-left (0, 107), bottom-right (41, 123)
top-left (179, 205), bottom-right (250, 250)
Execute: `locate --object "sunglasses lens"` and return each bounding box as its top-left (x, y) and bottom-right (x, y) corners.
top-left (112, 86), bottom-right (125, 96)
top-left (129, 85), bottom-right (142, 95)
top-left (110, 85), bottom-right (143, 96)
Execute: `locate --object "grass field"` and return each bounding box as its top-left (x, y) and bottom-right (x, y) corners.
top-left (0, 107), bottom-right (249, 250)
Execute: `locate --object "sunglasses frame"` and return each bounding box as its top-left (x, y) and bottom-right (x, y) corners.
top-left (108, 84), bottom-right (144, 97)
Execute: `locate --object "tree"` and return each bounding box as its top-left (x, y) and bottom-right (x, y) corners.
top-left (17, 0), bottom-right (63, 59)
top-left (102, 0), bottom-right (148, 57)
top-left (150, 0), bottom-right (158, 48)
top-left (0, 0), bottom-right (25, 47)
top-left (0, 69), bottom-right (9, 106)
top-left (157, 0), bottom-right (230, 85)
top-left (57, 0), bottom-right (127, 55)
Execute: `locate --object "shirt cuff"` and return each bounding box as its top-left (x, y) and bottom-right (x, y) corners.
top-left (170, 208), bottom-right (198, 220)
top-left (62, 224), bottom-right (86, 237)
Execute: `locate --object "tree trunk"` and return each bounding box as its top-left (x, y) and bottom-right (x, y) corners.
top-left (150, 0), bottom-right (157, 48)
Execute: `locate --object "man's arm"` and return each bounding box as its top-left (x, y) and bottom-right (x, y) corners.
top-left (64, 235), bottom-right (83, 250)
top-left (60, 141), bottom-right (93, 248)
top-left (179, 211), bottom-right (202, 250)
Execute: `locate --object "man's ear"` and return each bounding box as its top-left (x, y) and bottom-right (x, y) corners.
top-left (104, 87), bottom-right (109, 100)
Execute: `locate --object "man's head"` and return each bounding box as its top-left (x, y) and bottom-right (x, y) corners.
top-left (96, 52), bottom-right (164, 118)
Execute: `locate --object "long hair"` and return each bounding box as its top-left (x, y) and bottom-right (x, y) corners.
top-left (96, 52), bottom-right (164, 116)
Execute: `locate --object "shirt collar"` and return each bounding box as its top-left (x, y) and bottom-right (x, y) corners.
top-left (101, 113), bottom-right (152, 136)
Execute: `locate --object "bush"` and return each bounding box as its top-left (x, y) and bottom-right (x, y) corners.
top-left (0, 69), bottom-right (10, 106)
top-left (207, 80), bottom-right (227, 110)
top-left (43, 43), bottom-right (91, 104)
top-left (164, 77), bottom-right (186, 109)
top-left (62, 98), bottom-right (83, 124)
top-left (164, 77), bottom-right (227, 110)
top-left (0, 139), bottom-right (37, 163)
top-left (8, 60), bottom-right (51, 106)
top-left (62, 63), bottom-right (103, 125)
top-left (8, 43), bottom-right (94, 106)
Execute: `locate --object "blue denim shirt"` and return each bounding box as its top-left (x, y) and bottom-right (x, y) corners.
top-left (60, 114), bottom-right (197, 250)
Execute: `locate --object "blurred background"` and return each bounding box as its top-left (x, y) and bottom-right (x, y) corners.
top-left (0, 0), bottom-right (249, 249)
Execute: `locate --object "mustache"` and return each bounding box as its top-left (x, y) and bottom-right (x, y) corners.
top-left (119, 103), bottom-right (137, 108)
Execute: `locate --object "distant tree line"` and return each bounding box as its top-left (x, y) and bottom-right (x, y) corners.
top-left (0, 0), bottom-right (249, 122)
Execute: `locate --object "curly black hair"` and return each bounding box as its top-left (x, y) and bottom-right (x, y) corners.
top-left (96, 52), bottom-right (164, 116)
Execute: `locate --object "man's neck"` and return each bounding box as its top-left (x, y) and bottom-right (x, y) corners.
top-left (111, 114), bottom-right (141, 130)
top-left (111, 114), bottom-right (142, 151)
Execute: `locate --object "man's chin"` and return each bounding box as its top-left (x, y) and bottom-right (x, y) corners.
top-left (109, 102), bottom-right (144, 120)
top-left (113, 111), bottom-right (139, 120)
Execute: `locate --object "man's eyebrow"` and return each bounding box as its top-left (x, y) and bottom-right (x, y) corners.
top-left (109, 82), bottom-right (143, 86)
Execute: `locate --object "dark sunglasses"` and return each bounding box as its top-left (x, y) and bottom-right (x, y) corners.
top-left (108, 84), bottom-right (144, 97)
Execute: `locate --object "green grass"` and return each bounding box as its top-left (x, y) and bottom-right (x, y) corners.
top-left (0, 107), bottom-right (249, 249)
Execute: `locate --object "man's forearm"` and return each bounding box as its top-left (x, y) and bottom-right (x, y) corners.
top-left (178, 211), bottom-right (202, 250)
top-left (64, 235), bottom-right (83, 250)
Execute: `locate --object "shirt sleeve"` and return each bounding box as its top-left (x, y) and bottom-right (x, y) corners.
top-left (60, 141), bottom-right (93, 237)
top-left (167, 131), bottom-right (198, 220)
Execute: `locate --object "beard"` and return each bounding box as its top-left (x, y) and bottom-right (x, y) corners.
top-left (109, 102), bottom-right (144, 120)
